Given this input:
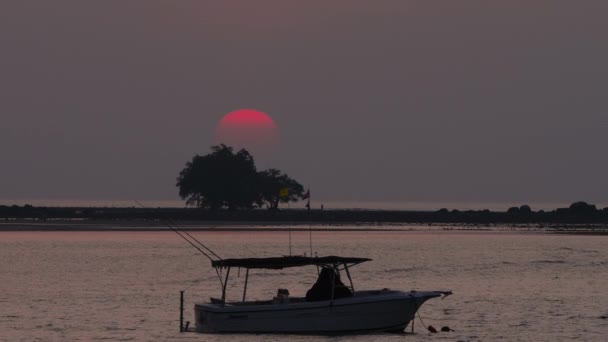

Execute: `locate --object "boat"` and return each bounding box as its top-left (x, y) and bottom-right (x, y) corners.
top-left (194, 255), bottom-right (451, 334)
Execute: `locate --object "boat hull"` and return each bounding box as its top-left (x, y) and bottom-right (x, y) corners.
top-left (194, 290), bottom-right (441, 334)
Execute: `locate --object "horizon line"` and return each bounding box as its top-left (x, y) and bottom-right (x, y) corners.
top-left (1, 198), bottom-right (606, 211)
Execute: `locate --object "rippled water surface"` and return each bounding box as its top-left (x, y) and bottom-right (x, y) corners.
top-left (1, 230), bottom-right (607, 341)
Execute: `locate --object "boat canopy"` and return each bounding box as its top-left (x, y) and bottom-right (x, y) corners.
top-left (211, 255), bottom-right (371, 270)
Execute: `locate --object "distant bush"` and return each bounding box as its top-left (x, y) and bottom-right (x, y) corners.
top-left (568, 201), bottom-right (597, 215)
top-left (507, 206), bottom-right (520, 214)
top-left (519, 205), bottom-right (532, 214)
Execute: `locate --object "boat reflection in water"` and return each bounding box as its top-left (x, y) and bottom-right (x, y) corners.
top-left (195, 256), bottom-right (451, 334)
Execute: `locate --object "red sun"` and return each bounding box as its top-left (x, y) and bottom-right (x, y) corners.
top-left (214, 109), bottom-right (278, 153)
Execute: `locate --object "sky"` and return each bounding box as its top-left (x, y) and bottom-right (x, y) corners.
top-left (1, 1), bottom-right (607, 209)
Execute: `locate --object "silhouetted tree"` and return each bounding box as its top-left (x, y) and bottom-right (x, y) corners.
top-left (257, 168), bottom-right (305, 210)
top-left (507, 206), bottom-right (520, 214)
top-left (176, 145), bottom-right (259, 210)
top-left (519, 205), bottom-right (532, 214)
top-left (568, 201), bottom-right (597, 215)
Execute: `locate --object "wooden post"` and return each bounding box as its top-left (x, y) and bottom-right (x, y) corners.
top-left (242, 268), bottom-right (249, 302)
top-left (179, 290), bottom-right (184, 332)
top-left (330, 266), bottom-right (336, 305)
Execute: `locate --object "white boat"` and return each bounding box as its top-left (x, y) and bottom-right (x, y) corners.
top-left (194, 256), bottom-right (451, 334)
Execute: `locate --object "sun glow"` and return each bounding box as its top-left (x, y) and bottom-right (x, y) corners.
top-left (214, 109), bottom-right (278, 154)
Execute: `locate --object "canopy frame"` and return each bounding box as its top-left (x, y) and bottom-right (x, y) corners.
top-left (212, 256), bottom-right (371, 304)
top-left (211, 255), bottom-right (371, 270)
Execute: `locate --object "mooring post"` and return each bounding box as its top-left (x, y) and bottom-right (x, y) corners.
top-left (179, 290), bottom-right (184, 333)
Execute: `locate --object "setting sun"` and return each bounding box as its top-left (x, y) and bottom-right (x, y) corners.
top-left (214, 109), bottom-right (278, 152)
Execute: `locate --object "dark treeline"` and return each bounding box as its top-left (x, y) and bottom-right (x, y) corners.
top-left (2, 202), bottom-right (608, 225)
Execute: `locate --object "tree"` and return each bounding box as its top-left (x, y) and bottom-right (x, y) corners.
top-left (507, 206), bottom-right (520, 214)
top-left (568, 201), bottom-right (597, 215)
top-left (519, 205), bottom-right (532, 214)
top-left (257, 168), bottom-right (305, 210)
top-left (176, 145), bottom-right (259, 210)
top-left (176, 145), bottom-right (306, 211)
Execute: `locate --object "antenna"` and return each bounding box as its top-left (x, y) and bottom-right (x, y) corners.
top-left (309, 223), bottom-right (313, 258)
top-left (309, 188), bottom-right (313, 257)
top-left (287, 199), bottom-right (292, 256)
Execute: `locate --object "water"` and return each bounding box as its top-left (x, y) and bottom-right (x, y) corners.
top-left (1, 230), bottom-right (606, 341)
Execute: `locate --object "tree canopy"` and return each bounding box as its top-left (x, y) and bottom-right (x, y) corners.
top-left (257, 168), bottom-right (304, 210)
top-left (176, 145), bottom-right (305, 210)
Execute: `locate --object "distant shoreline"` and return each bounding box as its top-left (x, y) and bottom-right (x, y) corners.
top-left (1, 203), bottom-right (607, 234)
top-left (1, 219), bottom-right (607, 235)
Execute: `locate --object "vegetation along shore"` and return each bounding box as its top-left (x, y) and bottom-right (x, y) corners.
top-left (1, 201), bottom-right (607, 233)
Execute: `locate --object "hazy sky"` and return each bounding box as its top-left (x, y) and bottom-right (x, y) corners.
top-left (1, 1), bottom-right (607, 208)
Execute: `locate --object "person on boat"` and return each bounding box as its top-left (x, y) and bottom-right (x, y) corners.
top-left (273, 288), bottom-right (290, 304)
top-left (305, 267), bottom-right (353, 301)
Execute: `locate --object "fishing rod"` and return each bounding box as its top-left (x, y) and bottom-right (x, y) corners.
top-left (134, 200), bottom-right (222, 262)
top-left (164, 215), bottom-right (222, 261)
top-left (134, 202), bottom-right (231, 297)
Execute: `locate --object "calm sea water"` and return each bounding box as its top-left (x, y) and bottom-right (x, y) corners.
top-left (1, 230), bottom-right (606, 341)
